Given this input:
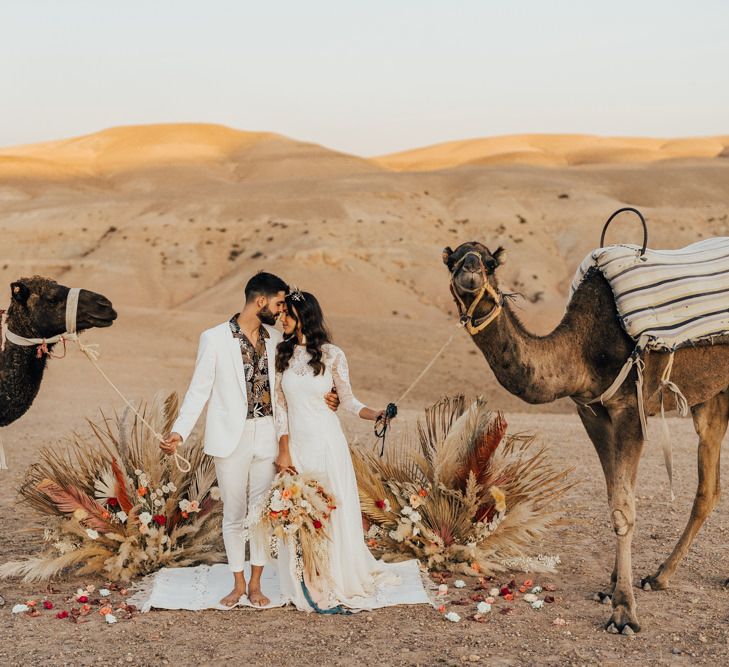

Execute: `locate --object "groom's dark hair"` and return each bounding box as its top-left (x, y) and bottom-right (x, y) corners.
top-left (245, 272), bottom-right (289, 302)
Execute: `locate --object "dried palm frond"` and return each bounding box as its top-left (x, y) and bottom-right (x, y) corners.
top-left (353, 396), bottom-right (575, 576)
top-left (1, 392), bottom-right (224, 583)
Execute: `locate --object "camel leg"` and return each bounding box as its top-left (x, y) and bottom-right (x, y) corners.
top-left (602, 406), bottom-right (644, 634)
top-left (641, 391), bottom-right (727, 591)
top-left (577, 404), bottom-right (618, 600)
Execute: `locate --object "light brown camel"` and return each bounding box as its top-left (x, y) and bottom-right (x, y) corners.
top-left (443, 242), bottom-right (729, 634)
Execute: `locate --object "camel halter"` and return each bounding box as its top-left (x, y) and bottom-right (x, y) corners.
top-left (0, 289), bottom-right (190, 473)
top-left (449, 251), bottom-right (503, 335)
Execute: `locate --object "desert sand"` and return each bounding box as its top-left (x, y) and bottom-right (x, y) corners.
top-left (2, 124), bottom-right (729, 665)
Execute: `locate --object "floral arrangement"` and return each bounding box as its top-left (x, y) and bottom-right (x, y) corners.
top-left (0, 393), bottom-right (224, 582)
top-left (260, 472), bottom-right (337, 584)
top-left (351, 396), bottom-right (574, 576)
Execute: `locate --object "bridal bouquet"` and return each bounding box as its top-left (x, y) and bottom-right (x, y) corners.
top-left (0, 393), bottom-right (225, 583)
top-left (261, 472), bottom-right (337, 582)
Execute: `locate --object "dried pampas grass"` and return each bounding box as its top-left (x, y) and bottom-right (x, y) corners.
top-left (0, 392), bottom-right (224, 583)
top-left (352, 396), bottom-right (574, 576)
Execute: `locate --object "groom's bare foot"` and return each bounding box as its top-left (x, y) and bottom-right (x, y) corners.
top-left (247, 586), bottom-right (270, 607)
top-left (220, 583), bottom-right (247, 607)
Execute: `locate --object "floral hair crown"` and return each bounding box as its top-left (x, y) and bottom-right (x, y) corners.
top-left (289, 286), bottom-right (305, 302)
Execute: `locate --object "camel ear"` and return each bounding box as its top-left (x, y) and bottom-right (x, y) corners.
top-left (492, 246), bottom-right (506, 267)
top-left (11, 281), bottom-right (30, 305)
top-left (442, 247), bottom-right (454, 267)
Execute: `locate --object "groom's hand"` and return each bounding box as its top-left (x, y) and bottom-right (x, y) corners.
top-left (160, 432), bottom-right (182, 455)
top-left (324, 387), bottom-right (340, 412)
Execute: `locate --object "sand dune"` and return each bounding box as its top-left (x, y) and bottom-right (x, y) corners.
top-left (1, 124), bottom-right (729, 413)
top-left (375, 133), bottom-right (729, 171)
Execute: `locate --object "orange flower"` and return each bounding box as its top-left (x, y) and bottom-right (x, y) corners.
top-left (524, 579), bottom-right (533, 587)
top-left (99, 606), bottom-right (113, 615)
top-left (137, 487), bottom-right (147, 497)
top-left (471, 562), bottom-right (481, 573)
top-left (519, 586), bottom-right (527, 593)
top-left (181, 511), bottom-right (189, 519)
top-left (282, 510), bottom-right (289, 518)
top-left (418, 489), bottom-right (427, 497)
top-left (437, 605), bottom-right (446, 613)
top-left (504, 593), bottom-right (514, 602)
top-left (269, 511), bottom-right (280, 519)
top-left (281, 489), bottom-right (292, 500)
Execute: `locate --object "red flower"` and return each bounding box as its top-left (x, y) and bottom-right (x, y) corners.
top-left (56, 610), bottom-right (69, 619)
top-left (43, 600), bottom-right (54, 610)
top-left (77, 595), bottom-right (89, 603)
top-left (313, 520), bottom-right (323, 529)
top-left (499, 586), bottom-right (510, 597)
top-left (375, 499), bottom-right (385, 509)
top-left (107, 497), bottom-right (119, 507)
top-left (152, 514), bottom-right (166, 526)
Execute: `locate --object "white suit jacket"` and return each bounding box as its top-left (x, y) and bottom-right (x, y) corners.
top-left (171, 321), bottom-right (283, 458)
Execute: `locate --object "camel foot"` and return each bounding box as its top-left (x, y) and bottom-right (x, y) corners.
top-left (593, 591), bottom-right (612, 605)
top-left (605, 605), bottom-right (641, 635)
top-left (640, 574), bottom-right (669, 592)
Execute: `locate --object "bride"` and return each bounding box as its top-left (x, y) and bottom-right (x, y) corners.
top-left (272, 288), bottom-right (402, 612)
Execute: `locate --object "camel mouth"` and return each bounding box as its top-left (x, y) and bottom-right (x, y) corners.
top-left (454, 269), bottom-right (485, 294)
top-left (77, 308), bottom-right (118, 330)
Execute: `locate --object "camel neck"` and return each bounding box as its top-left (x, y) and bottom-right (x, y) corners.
top-left (0, 337), bottom-right (48, 427)
top-left (471, 300), bottom-right (585, 404)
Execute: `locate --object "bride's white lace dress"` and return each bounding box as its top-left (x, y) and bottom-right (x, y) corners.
top-left (274, 343), bottom-right (417, 612)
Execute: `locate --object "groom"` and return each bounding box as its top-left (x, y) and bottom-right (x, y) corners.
top-left (161, 272), bottom-right (338, 607)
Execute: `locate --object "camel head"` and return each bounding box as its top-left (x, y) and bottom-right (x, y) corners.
top-left (443, 242), bottom-right (506, 333)
top-left (7, 276), bottom-right (117, 338)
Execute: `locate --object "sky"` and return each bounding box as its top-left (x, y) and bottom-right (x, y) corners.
top-left (1, 1), bottom-right (728, 156)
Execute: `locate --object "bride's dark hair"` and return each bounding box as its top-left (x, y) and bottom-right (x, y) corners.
top-left (276, 291), bottom-right (332, 376)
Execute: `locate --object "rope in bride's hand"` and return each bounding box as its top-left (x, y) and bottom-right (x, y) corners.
top-left (73, 337), bottom-right (191, 473)
top-left (373, 324), bottom-right (460, 456)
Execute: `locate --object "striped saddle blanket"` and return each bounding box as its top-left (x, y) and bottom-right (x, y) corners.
top-left (571, 237), bottom-right (729, 351)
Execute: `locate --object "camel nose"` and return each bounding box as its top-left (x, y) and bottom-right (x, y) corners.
top-left (462, 255), bottom-right (481, 273)
top-left (96, 296), bottom-right (112, 309)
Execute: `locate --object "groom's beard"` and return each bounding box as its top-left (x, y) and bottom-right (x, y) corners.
top-left (257, 306), bottom-right (278, 326)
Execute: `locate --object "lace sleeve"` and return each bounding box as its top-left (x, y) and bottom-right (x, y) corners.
top-left (329, 346), bottom-right (366, 417)
top-left (274, 372), bottom-right (289, 439)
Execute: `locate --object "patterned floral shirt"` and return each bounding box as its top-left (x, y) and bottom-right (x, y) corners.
top-left (229, 314), bottom-right (273, 419)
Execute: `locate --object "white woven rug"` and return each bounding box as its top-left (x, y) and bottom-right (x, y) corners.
top-left (128, 560), bottom-right (432, 612)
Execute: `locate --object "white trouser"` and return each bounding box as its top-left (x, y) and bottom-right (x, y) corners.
top-left (214, 416), bottom-right (277, 571)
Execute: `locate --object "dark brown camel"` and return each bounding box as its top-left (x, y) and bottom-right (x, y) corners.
top-left (0, 276), bottom-right (117, 429)
top-left (443, 242), bottom-right (729, 634)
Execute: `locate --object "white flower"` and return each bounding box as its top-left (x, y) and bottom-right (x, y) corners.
top-left (530, 585), bottom-right (543, 594)
top-left (85, 528), bottom-right (99, 540)
top-left (383, 499), bottom-right (391, 512)
top-left (105, 613), bottom-right (118, 624)
top-left (117, 511), bottom-right (128, 524)
top-left (489, 587), bottom-right (500, 597)
top-left (270, 497), bottom-right (285, 512)
top-left (208, 486), bottom-right (220, 500)
top-left (531, 600), bottom-right (545, 610)
top-left (154, 499), bottom-right (163, 508)
top-left (300, 499), bottom-right (311, 511)
top-left (178, 499), bottom-right (190, 512)
top-left (454, 579), bottom-right (466, 589)
top-left (150, 492), bottom-right (157, 500)
top-left (167, 482), bottom-right (177, 493)
top-left (401, 505), bottom-right (412, 516)
top-left (437, 584), bottom-right (448, 595)
top-left (99, 589), bottom-right (111, 597)
top-left (11, 604), bottom-right (29, 614)
top-left (476, 602), bottom-right (491, 614)
top-left (161, 485), bottom-right (170, 494)
top-left (139, 512), bottom-right (152, 525)
top-left (160, 534), bottom-right (169, 544)
top-left (134, 469), bottom-right (142, 476)
top-left (412, 526), bottom-right (420, 536)
top-left (409, 511), bottom-right (422, 523)
top-left (155, 488), bottom-right (162, 496)
top-left (444, 612), bottom-right (461, 622)
top-left (523, 593), bottom-right (538, 603)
